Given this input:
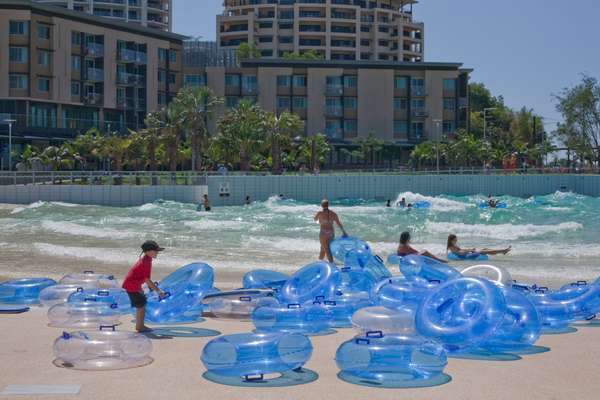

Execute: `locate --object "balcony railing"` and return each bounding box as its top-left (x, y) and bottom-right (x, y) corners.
top-left (325, 85), bottom-right (343, 96)
top-left (118, 49), bottom-right (147, 64)
top-left (83, 93), bottom-right (103, 105)
top-left (85, 68), bottom-right (104, 82)
top-left (411, 108), bottom-right (428, 117)
top-left (85, 43), bottom-right (104, 57)
top-left (325, 107), bottom-right (343, 117)
top-left (117, 72), bottom-right (144, 86)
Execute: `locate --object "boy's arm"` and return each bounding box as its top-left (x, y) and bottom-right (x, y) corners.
top-left (145, 278), bottom-right (165, 296)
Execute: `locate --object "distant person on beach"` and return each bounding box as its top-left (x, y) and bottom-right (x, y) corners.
top-left (447, 234), bottom-right (511, 256)
top-left (314, 199), bottom-right (347, 263)
top-left (245, 196), bottom-right (251, 205)
top-left (122, 240), bottom-right (166, 332)
top-left (202, 194), bottom-right (211, 211)
top-left (397, 231), bottom-right (447, 263)
top-left (386, 199), bottom-right (391, 207)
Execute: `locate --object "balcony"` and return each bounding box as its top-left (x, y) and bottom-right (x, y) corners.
top-left (411, 108), bottom-right (428, 118)
top-left (241, 85), bottom-right (258, 96)
top-left (83, 93), bottom-right (103, 105)
top-left (325, 85), bottom-right (343, 96)
top-left (326, 127), bottom-right (343, 139)
top-left (117, 97), bottom-right (135, 109)
top-left (117, 72), bottom-right (144, 86)
top-left (85, 68), bottom-right (104, 82)
top-left (85, 43), bottom-right (104, 57)
top-left (118, 48), bottom-right (147, 64)
top-left (411, 87), bottom-right (426, 97)
top-left (325, 107), bottom-right (343, 117)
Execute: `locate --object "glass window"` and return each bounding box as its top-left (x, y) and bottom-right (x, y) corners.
top-left (9, 47), bottom-right (28, 63)
top-left (325, 119), bottom-right (342, 139)
top-left (259, 36), bottom-right (273, 43)
top-left (411, 78), bottom-right (425, 95)
top-left (443, 79), bottom-right (456, 91)
top-left (225, 96), bottom-right (239, 108)
top-left (326, 76), bottom-right (343, 86)
top-left (158, 48), bottom-right (167, 61)
top-left (225, 74), bottom-right (240, 86)
top-left (158, 92), bottom-right (167, 106)
top-left (394, 76), bottom-right (407, 89)
top-left (71, 81), bottom-right (80, 96)
top-left (394, 120), bottom-right (408, 135)
top-left (343, 75), bottom-right (357, 88)
top-left (443, 98), bottom-right (456, 110)
top-left (38, 78), bottom-right (50, 92)
top-left (158, 70), bottom-right (166, 82)
top-left (411, 99), bottom-right (425, 109)
top-left (277, 96), bottom-right (290, 109)
top-left (344, 119), bottom-right (357, 133)
top-left (326, 97), bottom-right (342, 108)
top-left (71, 31), bottom-right (81, 45)
top-left (9, 21), bottom-right (28, 35)
top-left (168, 73), bottom-right (176, 84)
top-left (394, 98), bottom-right (407, 110)
top-left (343, 97), bottom-right (357, 109)
top-left (293, 96), bottom-right (306, 109)
top-left (184, 74), bottom-right (206, 87)
top-left (9, 74), bottom-right (28, 89)
top-left (169, 51), bottom-right (177, 63)
top-left (443, 121), bottom-right (455, 134)
top-left (37, 24), bottom-right (50, 39)
top-left (259, 21), bottom-right (273, 29)
top-left (38, 50), bottom-right (50, 67)
top-left (242, 75), bottom-right (257, 93)
top-left (411, 121), bottom-right (424, 138)
top-left (71, 55), bottom-right (81, 71)
top-left (277, 75), bottom-right (291, 87)
top-left (294, 75), bottom-right (307, 87)
top-left (279, 36), bottom-right (293, 43)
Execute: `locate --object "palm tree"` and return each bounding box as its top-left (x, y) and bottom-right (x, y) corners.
top-left (16, 144), bottom-right (43, 171)
top-left (158, 104), bottom-right (184, 172)
top-left (174, 86), bottom-right (223, 171)
top-left (263, 111), bottom-right (304, 174)
top-left (142, 111), bottom-right (164, 171)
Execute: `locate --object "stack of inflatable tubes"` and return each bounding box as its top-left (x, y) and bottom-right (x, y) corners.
top-left (329, 236), bottom-right (372, 266)
top-left (40, 284), bottom-right (97, 307)
top-left (68, 288), bottom-right (131, 314)
top-left (202, 289), bottom-right (279, 319)
top-left (47, 300), bottom-right (122, 328)
top-left (461, 264), bottom-right (513, 287)
top-left (59, 272), bottom-right (118, 288)
top-left (242, 270), bottom-right (289, 290)
top-left (388, 254), bottom-right (462, 283)
top-left (252, 302), bottom-right (333, 334)
top-left (338, 265), bottom-right (379, 292)
top-left (53, 326), bottom-right (153, 370)
top-left (278, 261), bottom-right (340, 304)
top-left (0, 278), bottom-right (57, 304)
top-left (201, 332), bottom-right (312, 379)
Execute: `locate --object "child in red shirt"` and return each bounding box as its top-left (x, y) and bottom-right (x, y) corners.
top-left (123, 240), bottom-right (166, 332)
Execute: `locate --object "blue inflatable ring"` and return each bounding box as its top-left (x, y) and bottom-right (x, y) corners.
top-left (203, 289), bottom-right (278, 319)
top-left (279, 262), bottom-right (340, 304)
top-left (397, 255), bottom-right (462, 282)
top-left (144, 289), bottom-right (206, 324)
top-left (0, 277), bottom-right (57, 304)
top-left (329, 236), bottom-right (372, 266)
top-left (68, 288), bottom-right (132, 314)
top-left (159, 263), bottom-right (214, 291)
top-left (242, 270), bottom-right (289, 290)
top-left (448, 252), bottom-right (489, 261)
top-left (253, 302), bottom-right (333, 334)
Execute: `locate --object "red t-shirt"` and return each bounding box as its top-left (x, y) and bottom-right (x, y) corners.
top-left (122, 255), bottom-right (152, 293)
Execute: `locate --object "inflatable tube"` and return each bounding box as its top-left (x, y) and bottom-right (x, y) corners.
top-left (201, 332), bottom-right (312, 378)
top-left (335, 333), bottom-right (447, 387)
top-left (0, 278), bottom-right (57, 304)
top-left (479, 202), bottom-right (507, 209)
top-left (158, 262), bottom-right (214, 291)
top-left (47, 300), bottom-right (122, 328)
top-left (412, 201), bottom-right (431, 209)
top-left (373, 277), bottom-right (439, 311)
top-left (361, 254), bottom-right (392, 282)
top-left (203, 289), bottom-right (279, 319)
top-left (40, 284), bottom-right (96, 307)
top-left (68, 288), bottom-right (131, 314)
top-left (329, 236), bottom-right (372, 266)
top-left (461, 264), bottom-right (513, 287)
top-left (313, 291), bottom-right (372, 328)
top-left (338, 265), bottom-right (378, 292)
top-left (53, 327), bottom-right (152, 370)
top-left (252, 302), bottom-right (333, 334)
top-left (395, 255), bottom-right (461, 283)
top-left (352, 306), bottom-right (416, 336)
top-left (448, 252), bottom-right (489, 261)
top-left (242, 270), bottom-right (289, 290)
top-left (415, 277), bottom-right (506, 352)
top-left (279, 261), bottom-right (340, 304)
top-left (144, 289), bottom-right (207, 324)
top-left (59, 272), bottom-right (118, 288)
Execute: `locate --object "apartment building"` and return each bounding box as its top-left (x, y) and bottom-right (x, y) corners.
top-left (0, 0), bottom-right (184, 157)
top-left (218, 0), bottom-right (424, 62)
top-left (33, 0), bottom-right (172, 31)
top-left (183, 58), bottom-right (470, 164)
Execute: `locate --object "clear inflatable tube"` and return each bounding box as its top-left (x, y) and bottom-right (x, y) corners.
top-left (373, 277), bottom-right (439, 311)
top-left (242, 270), bottom-right (289, 290)
top-left (448, 252), bottom-right (489, 261)
top-left (279, 261), bottom-right (340, 304)
top-left (144, 289), bottom-right (206, 324)
top-left (461, 264), bottom-right (513, 287)
top-left (59, 272), bottom-right (118, 288)
top-left (352, 306), bottom-right (417, 336)
top-left (252, 302), bottom-right (333, 334)
top-left (329, 236), bottom-right (372, 266)
top-left (335, 333), bottom-right (447, 387)
top-left (53, 327), bottom-right (153, 370)
top-left (158, 262), bottom-right (214, 291)
top-left (203, 289), bottom-right (279, 319)
top-left (201, 332), bottom-right (312, 379)
top-left (68, 288), bottom-right (131, 314)
top-left (47, 300), bottom-right (122, 328)
top-left (338, 265), bottom-right (379, 292)
top-left (313, 291), bottom-right (372, 328)
top-left (415, 277), bottom-right (506, 352)
top-left (392, 255), bottom-right (462, 282)
top-left (0, 278), bottom-right (57, 304)
top-left (40, 284), bottom-right (96, 307)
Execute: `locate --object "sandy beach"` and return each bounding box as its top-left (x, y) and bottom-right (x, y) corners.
top-left (1, 307), bottom-right (599, 400)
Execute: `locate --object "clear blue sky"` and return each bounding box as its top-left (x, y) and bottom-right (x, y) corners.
top-left (173, 0), bottom-right (600, 127)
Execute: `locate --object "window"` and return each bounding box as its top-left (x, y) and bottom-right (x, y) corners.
top-left (242, 75), bottom-right (257, 93)
top-left (294, 75), bottom-right (306, 87)
top-left (259, 21), bottom-right (273, 29)
top-left (260, 50), bottom-right (273, 57)
top-left (343, 97), bottom-right (357, 109)
top-left (9, 47), bottom-right (28, 63)
top-left (9, 74), bottom-right (28, 90)
top-left (394, 120), bottom-right (408, 136)
top-left (443, 79), bottom-right (456, 91)
top-left (38, 78), bottom-right (50, 92)
top-left (411, 78), bottom-right (425, 95)
top-left (184, 74), bottom-right (206, 87)
top-left (38, 50), bottom-right (50, 67)
top-left (360, 39), bottom-right (370, 46)
top-left (259, 36), bottom-right (273, 43)
top-left (158, 92), bottom-right (167, 106)
top-left (343, 119), bottom-right (357, 133)
top-left (158, 48), bottom-right (167, 61)
top-left (169, 51), bottom-right (177, 63)
top-left (225, 74), bottom-right (240, 86)
top-left (326, 76), bottom-right (342, 86)
top-left (443, 121), bottom-right (455, 134)
top-left (279, 36), bottom-right (293, 44)
top-left (343, 76), bottom-right (357, 88)
top-left (71, 81), bottom-right (80, 96)
top-left (9, 21), bottom-right (28, 35)
top-left (277, 75), bottom-right (291, 87)
top-left (411, 99), bottom-right (425, 109)
top-left (394, 98), bottom-right (407, 110)
top-left (325, 119), bottom-right (342, 139)
top-left (158, 70), bottom-right (166, 83)
top-left (411, 121), bottom-right (424, 138)
top-left (71, 31), bottom-right (81, 45)
top-left (361, 25), bottom-right (370, 33)
top-left (279, 22), bottom-right (293, 30)
top-left (71, 55), bottom-right (81, 71)
top-left (293, 96), bottom-right (306, 109)
top-left (443, 98), bottom-right (456, 110)
top-left (277, 96), bottom-right (290, 109)
top-left (394, 76), bottom-right (407, 89)
top-left (225, 96), bottom-right (239, 108)
top-left (168, 73), bottom-right (176, 84)
top-left (37, 24), bottom-right (51, 39)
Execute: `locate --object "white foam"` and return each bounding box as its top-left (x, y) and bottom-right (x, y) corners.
top-left (246, 236), bottom-right (320, 252)
top-left (394, 192), bottom-right (468, 212)
top-left (40, 220), bottom-right (137, 239)
top-left (425, 221), bottom-right (583, 240)
top-left (10, 201), bottom-right (46, 214)
top-left (184, 219), bottom-right (246, 230)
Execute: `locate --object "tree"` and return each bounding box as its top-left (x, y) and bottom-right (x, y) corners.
top-left (72, 128), bottom-right (103, 169)
top-left (141, 111), bottom-right (163, 171)
top-left (40, 145), bottom-right (82, 171)
top-left (16, 144), bottom-right (43, 171)
top-left (554, 75), bottom-right (600, 166)
top-left (236, 42), bottom-right (260, 60)
top-left (159, 104), bottom-right (184, 171)
top-left (174, 86), bottom-right (222, 171)
top-left (291, 133), bottom-right (330, 170)
top-left (263, 111), bottom-right (304, 173)
top-left (96, 135), bottom-right (131, 172)
top-left (282, 49), bottom-right (324, 60)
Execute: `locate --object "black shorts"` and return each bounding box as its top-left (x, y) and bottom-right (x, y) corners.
top-left (127, 291), bottom-right (147, 308)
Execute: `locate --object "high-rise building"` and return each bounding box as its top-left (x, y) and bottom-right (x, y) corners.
top-left (33, 0), bottom-right (172, 31)
top-left (218, 0), bottom-right (424, 62)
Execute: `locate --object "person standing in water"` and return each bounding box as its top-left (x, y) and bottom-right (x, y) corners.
top-left (397, 231), bottom-right (447, 263)
top-left (446, 234), bottom-right (511, 256)
top-left (245, 195), bottom-right (251, 205)
top-left (202, 194), bottom-right (211, 211)
top-left (314, 199), bottom-right (347, 263)
top-left (386, 199), bottom-right (391, 207)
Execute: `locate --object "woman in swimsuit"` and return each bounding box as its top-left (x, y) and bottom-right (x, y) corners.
top-left (397, 231), bottom-right (447, 263)
top-left (314, 199), bottom-right (347, 263)
top-left (446, 234), bottom-right (511, 256)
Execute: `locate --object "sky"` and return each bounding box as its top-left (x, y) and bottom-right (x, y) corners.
top-left (173, 0), bottom-right (600, 128)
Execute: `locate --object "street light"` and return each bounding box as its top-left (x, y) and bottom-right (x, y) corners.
top-left (483, 107), bottom-right (497, 140)
top-left (433, 119), bottom-right (442, 174)
top-left (3, 119), bottom-right (16, 171)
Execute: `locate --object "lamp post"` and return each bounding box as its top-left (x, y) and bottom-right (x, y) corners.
top-left (3, 119), bottom-right (16, 171)
top-left (433, 119), bottom-right (442, 174)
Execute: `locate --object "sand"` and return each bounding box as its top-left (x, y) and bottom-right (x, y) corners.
top-left (1, 307), bottom-right (600, 400)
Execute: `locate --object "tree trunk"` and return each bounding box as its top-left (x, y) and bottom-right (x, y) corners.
top-left (191, 133), bottom-right (198, 171)
top-left (148, 141), bottom-right (157, 171)
top-left (240, 148), bottom-right (250, 171)
top-left (271, 137), bottom-right (281, 174)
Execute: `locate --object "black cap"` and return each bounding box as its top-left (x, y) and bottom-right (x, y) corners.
top-left (141, 240), bottom-right (164, 252)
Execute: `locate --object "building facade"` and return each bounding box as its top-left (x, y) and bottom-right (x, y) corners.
top-left (0, 0), bottom-right (184, 162)
top-left (33, 0), bottom-right (172, 31)
top-left (218, 0), bottom-right (424, 62)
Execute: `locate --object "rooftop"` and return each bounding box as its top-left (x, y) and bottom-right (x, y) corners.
top-left (240, 58), bottom-right (471, 72)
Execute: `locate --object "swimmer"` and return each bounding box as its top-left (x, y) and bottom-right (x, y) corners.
top-left (447, 234), bottom-right (511, 256)
top-left (386, 199), bottom-right (391, 207)
top-left (487, 194), bottom-right (498, 208)
top-left (203, 194), bottom-right (211, 211)
top-left (397, 231), bottom-right (447, 263)
top-left (245, 195), bottom-right (251, 205)
top-left (314, 199), bottom-right (347, 263)
top-left (398, 197), bottom-right (407, 208)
